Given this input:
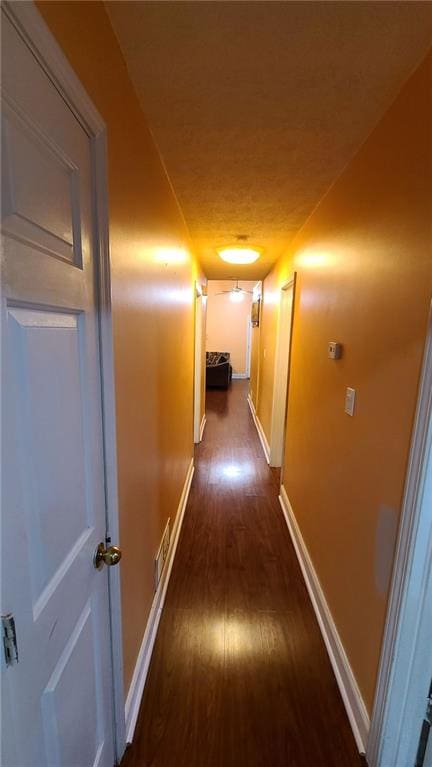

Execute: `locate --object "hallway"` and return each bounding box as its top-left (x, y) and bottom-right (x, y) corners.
top-left (3, 5), bottom-right (432, 764)
top-left (122, 381), bottom-right (362, 767)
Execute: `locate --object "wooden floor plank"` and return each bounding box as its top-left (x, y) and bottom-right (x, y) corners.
top-left (122, 381), bottom-right (365, 767)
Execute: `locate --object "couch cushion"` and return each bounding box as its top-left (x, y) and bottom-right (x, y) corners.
top-left (206, 351), bottom-right (230, 366)
top-left (206, 351), bottom-right (219, 366)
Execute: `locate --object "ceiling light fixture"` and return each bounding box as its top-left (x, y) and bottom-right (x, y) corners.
top-left (218, 234), bottom-right (261, 265)
top-left (218, 247), bottom-right (260, 265)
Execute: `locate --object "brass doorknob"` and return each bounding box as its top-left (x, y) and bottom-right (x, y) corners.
top-left (94, 542), bottom-right (122, 570)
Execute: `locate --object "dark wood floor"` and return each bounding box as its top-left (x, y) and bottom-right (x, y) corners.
top-left (122, 381), bottom-right (365, 767)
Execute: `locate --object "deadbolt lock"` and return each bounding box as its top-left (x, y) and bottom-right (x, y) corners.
top-left (94, 542), bottom-right (122, 570)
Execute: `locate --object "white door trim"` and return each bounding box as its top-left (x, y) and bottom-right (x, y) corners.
top-left (2, 2), bottom-right (126, 760)
top-left (367, 302), bottom-right (432, 766)
top-left (269, 278), bottom-right (295, 467)
top-left (245, 313), bottom-right (252, 378)
top-left (251, 282), bottom-right (262, 413)
top-left (194, 282), bottom-right (204, 444)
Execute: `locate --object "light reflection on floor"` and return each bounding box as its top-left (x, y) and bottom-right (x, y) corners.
top-left (222, 463), bottom-right (242, 479)
top-left (219, 461), bottom-right (254, 481)
top-left (210, 616), bottom-right (253, 657)
top-left (200, 614), bottom-right (311, 666)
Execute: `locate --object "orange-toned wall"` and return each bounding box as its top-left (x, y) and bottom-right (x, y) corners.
top-left (254, 51), bottom-right (432, 711)
top-left (37, 1), bottom-right (204, 693)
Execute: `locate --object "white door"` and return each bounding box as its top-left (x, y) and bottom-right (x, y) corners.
top-left (269, 280), bottom-right (294, 467)
top-left (245, 314), bottom-right (252, 378)
top-left (193, 287), bottom-right (203, 444)
top-left (1, 11), bottom-right (116, 767)
top-left (367, 306), bottom-right (432, 767)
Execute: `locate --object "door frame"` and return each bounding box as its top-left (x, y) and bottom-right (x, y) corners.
top-left (269, 278), bottom-right (295, 467)
top-left (193, 281), bottom-right (205, 443)
top-left (245, 312), bottom-right (252, 379)
top-left (367, 302), bottom-right (432, 766)
top-left (2, 2), bottom-right (126, 761)
top-left (249, 281), bottom-right (263, 413)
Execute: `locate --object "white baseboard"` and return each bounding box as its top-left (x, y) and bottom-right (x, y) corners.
top-left (124, 457), bottom-right (195, 744)
top-left (199, 414), bottom-right (206, 441)
top-left (247, 394), bottom-right (270, 463)
top-left (232, 373), bottom-right (249, 379)
top-left (279, 484), bottom-right (370, 754)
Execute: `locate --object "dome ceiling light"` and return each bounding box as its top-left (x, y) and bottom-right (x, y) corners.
top-left (218, 235), bottom-right (261, 265)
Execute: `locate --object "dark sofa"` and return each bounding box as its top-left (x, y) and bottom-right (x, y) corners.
top-left (206, 351), bottom-right (233, 389)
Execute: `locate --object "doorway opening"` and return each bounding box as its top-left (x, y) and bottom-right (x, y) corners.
top-left (205, 280), bottom-right (260, 387)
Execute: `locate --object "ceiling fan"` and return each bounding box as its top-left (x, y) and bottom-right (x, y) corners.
top-left (216, 279), bottom-right (254, 297)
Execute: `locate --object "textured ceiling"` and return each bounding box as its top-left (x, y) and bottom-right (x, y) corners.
top-left (106, 1), bottom-right (432, 279)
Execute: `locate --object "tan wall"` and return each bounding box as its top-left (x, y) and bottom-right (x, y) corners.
top-left (256, 51), bottom-right (432, 712)
top-left (206, 281), bottom-right (255, 375)
top-left (37, 1), bottom-right (204, 693)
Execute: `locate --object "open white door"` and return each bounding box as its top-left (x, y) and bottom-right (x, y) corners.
top-left (269, 279), bottom-right (295, 467)
top-left (193, 283), bottom-right (205, 443)
top-left (1, 7), bottom-right (119, 766)
top-left (368, 304), bottom-right (432, 767)
top-left (245, 314), bottom-right (252, 378)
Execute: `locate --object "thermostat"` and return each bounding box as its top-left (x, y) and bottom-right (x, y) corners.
top-left (328, 341), bottom-right (343, 360)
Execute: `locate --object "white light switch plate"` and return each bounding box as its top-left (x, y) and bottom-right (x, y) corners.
top-left (345, 387), bottom-right (356, 416)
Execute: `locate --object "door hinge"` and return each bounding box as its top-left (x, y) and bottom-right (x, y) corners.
top-left (2, 614), bottom-right (18, 667)
top-left (425, 691), bottom-right (432, 727)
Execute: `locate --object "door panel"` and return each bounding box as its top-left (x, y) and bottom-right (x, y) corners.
top-left (2, 98), bottom-right (83, 265)
top-left (41, 602), bottom-right (102, 767)
top-left (7, 309), bottom-right (92, 603)
top-left (1, 9), bottom-right (116, 767)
